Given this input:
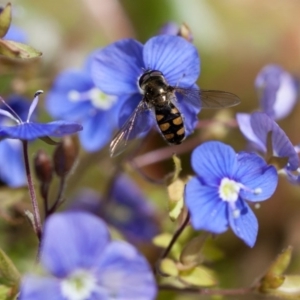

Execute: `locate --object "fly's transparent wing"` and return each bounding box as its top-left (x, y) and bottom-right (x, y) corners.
top-left (175, 87), bottom-right (241, 109)
top-left (110, 101), bottom-right (151, 157)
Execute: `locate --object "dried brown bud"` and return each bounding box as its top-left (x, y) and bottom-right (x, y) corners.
top-left (34, 149), bottom-right (53, 184)
top-left (53, 135), bottom-right (79, 177)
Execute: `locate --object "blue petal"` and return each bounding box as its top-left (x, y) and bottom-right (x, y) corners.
top-left (234, 152), bottom-right (278, 202)
top-left (191, 141), bottom-right (237, 185)
top-left (250, 112), bottom-right (299, 170)
top-left (91, 39), bottom-right (144, 95)
top-left (41, 212), bottom-right (110, 277)
top-left (228, 200), bottom-right (258, 247)
top-left (79, 111), bottom-right (113, 152)
top-left (0, 121), bottom-right (82, 140)
top-left (236, 113), bottom-right (266, 152)
top-left (97, 241), bottom-right (157, 300)
top-left (46, 70), bottom-right (94, 120)
top-left (143, 35), bottom-right (200, 87)
top-left (0, 140), bottom-right (26, 187)
top-left (255, 64), bottom-right (298, 120)
top-left (185, 177), bottom-right (228, 233)
top-left (19, 276), bottom-right (63, 300)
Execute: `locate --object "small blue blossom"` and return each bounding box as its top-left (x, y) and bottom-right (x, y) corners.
top-left (185, 141), bottom-right (278, 247)
top-left (0, 91), bottom-right (82, 141)
top-left (46, 54), bottom-right (120, 152)
top-left (0, 95), bottom-right (30, 187)
top-left (255, 64), bottom-right (299, 120)
top-left (19, 211), bottom-right (157, 300)
top-left (70, 174), bottom-right (159, 243)
top-left (91, 35), bottom-right (201, 139)
top-left (236, 112), bottom-right (299, 171)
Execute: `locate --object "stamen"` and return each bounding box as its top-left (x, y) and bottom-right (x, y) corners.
top-left (0, 96), bottom-right (22, 123)
top-left (27, 90), bottom-right (43, 122)
top-left (0, 109), bottom-right (21, 124)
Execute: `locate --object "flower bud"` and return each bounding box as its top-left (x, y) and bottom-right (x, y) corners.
top-left (53, 135), bottom-right (79, 177)
top-left (34, 149), bottom-right (53, 184)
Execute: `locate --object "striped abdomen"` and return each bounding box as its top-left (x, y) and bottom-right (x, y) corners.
top-left (155, 103), bottom-right (185, 144)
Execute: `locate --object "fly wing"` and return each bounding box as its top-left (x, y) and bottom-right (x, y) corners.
top-left (175, 87), bottom-right (241, 109)
top-left (110, 101), bottom-right (151, 157)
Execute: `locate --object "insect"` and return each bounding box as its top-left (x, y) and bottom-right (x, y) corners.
top-left (110, 70), bottom-right (240, 157)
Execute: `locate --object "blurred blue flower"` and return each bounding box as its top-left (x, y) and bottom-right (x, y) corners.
top-left (70, 174), bottom-right (159, 243)
top-left (236, 112), bottom-right (299, 171)
top-left (46, 54), bottom-right (120, 152)
top-left (185, 141), bottom-right (278, 247)
top-left (255, 64), bottom-right (298, 120)
top-left (91, 35), bottom-right (200, 140)
top-left (3, 24), bottom-right (27, 43)
top-left (0, 91), bottom-right (82, 141)
top-left (0, 95), bottom-right (30, 187)
top-left (20, 211), bottom-right (157, 300)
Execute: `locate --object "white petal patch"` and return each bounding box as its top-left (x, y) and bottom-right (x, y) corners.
top-left (60, 269), bottom-right (98, 300)
top-left (219, 177), bottom-right (241, 203)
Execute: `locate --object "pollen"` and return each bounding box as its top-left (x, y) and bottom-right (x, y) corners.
top-left (219, 177), bottom-right (241, 202)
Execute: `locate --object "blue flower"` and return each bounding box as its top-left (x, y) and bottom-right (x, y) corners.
top-left (91, 35), bottom-right (201, 141)
top-left (185, 141), bottom-right (278, 247)
top-left (70, 174), bottom-right (159, 243)
top-left (19, 211), bottom-right (157, 300)
top-left (46, 54), bottom-right (120, 152)
top-left (0, 91), bottom-right (82, 141)
top-left (0, 95), bottom-right (29, 187)
top-left (236, 112), bottom-right (299, 171)
top-left (255, 64), bottom-right (298, 120)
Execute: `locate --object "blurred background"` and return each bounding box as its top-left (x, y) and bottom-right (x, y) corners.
top-left (1, 1), bottom-right (300, 299)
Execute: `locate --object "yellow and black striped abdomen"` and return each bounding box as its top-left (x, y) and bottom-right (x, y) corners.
top-left (155, 103), bottom-right (185, 144)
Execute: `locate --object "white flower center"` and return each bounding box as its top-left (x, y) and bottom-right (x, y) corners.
top-left (68, 88), bottom-right (116, 110)
top-left (219, 178), bottom-right (241, 202)
top-left (60, 269), bottom-right (98, 300)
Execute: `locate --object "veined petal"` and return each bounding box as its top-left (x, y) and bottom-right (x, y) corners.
top-left (79, 111), bottom-right (113, 152)
top-left (235, 152), bottom-right (278, 201)
top-left (250, 112), bottom-right (299, 170)
top-left (19, 276), bottom-right (63, 300)
top-left (236, 113), bottom-right (266, 152)
top-left (92, 39), bottom-right (144, 95)
top-left (191, 141), bottom-right (237, 185)
top-left (143, 35), bottom-right (200, 87)
top-left (228, 200), bottom-right (258, 247)
top-left (98, 241), bottom-right (157, 300)
top-left (41, 212), bottom-right (110, 277)
top-left (0, 121), bottom-right (82, 140)
top-left (185, 177), bottom-right (228, 233)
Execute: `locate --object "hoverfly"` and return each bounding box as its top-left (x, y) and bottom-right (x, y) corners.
top-left (110, 70), bottom-right (240, 157)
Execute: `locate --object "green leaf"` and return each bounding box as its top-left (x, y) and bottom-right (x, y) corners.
top-left (179, 234), bottom-right (206, 268)
top-left (0, 285), bottom-right (18, 300)
top-left (268, 246), bottom-right (292, 276)
top-left (0, 248), bottom-right (20, 287)
top-left (0, 40), bottom-right (42, 59)
top-left (160, 258), bottom-right (179, 277)
top-left (152, 233), bottom-right (181, 258)
top-left (0, 3), bottom-right (11, 38)
top-left (179, 265), bottom-right (217, 287)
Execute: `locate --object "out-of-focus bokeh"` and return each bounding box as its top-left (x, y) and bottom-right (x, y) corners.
top-left (1, 1), bottom-right (300, 299)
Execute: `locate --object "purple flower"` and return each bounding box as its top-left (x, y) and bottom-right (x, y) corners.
top-left (91, 35), bottom-right (201, 146)
top-left (19, 212), bottom-right (157, 300)
top-left (185, 141), bottom-right (278, 247)
top-left (0, 91), bottom-right (82, 141)
top-left (70, 174), bottom-right (159, 243)
top-left (255, 64), bottom-right (298, 120)
top-left (236, 112), bottom-right (299, 171)
top-left (46, 54), bottom-right (121, 152)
